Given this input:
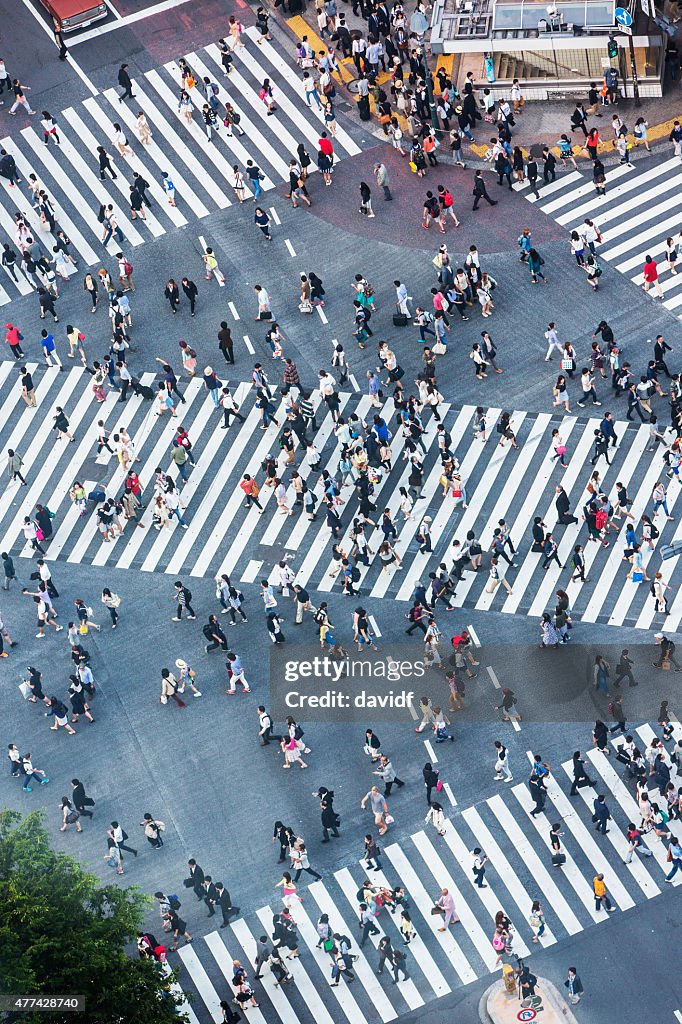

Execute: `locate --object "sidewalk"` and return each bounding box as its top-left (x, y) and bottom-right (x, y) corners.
top-left (481, 976), bottom-right (579, 1024)
top-left (280, 4), bottom-right (682, 162)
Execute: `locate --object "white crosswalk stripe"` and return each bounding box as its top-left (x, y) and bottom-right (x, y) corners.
top-left (167, 729), bottom-right (667, 1023)
top-left (2, 363), bottom-right (682, 627)
top-left (523, 158), bottom-right (682, 318)
top-left (1, 136), bottom-right (101, 267)
top-left (0, 35), bottom-right (360, 302)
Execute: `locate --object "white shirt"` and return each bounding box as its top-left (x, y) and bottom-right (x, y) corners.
top-left (278, 564), bottom-right (294, 588)
top-left (110, 824), bottom-right (125, 845)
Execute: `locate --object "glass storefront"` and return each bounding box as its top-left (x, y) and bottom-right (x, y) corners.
top-left (492, 0), bottom-right (616, 32)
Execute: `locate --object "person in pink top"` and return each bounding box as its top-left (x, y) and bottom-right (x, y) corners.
top-left (430, 288), bottom-right (448, 317)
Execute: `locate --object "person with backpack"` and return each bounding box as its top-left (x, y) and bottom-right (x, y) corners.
top-left (140, 813), bottom-right (165, 848)
top-left (652, 572), bottom-right (671, 613)
top-left (160, 668), bottom-right (186, 708)
top-left (492, 687), bottom-right (519, 725)
top-left (172, 580), bottom-right (196, 621)
top-left (623, 823), bottom-right (654, 864)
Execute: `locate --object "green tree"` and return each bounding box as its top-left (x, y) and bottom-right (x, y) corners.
top-left (0, 810), bottom-right (189, 1024)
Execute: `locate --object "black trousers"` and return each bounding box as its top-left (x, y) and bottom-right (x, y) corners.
top-left (221, 905), bottom-right (239, 926)
top-left (293, 865), bottom-right (322, 881)
top-left (406, 621), bottom-right (427, 635)
top-left (472, 191), bottom-right (495, 209)
top-left (569, 769), bottom-right (592, 795)
top-left (529, 784), bottom-right (546, 816)
top-left (384, 778), bottom-right (405, 796)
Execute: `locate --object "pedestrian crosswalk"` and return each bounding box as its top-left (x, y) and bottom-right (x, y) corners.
top-left (168, 722), bottom-right (676, 1024)
top-left (3, 361), bottom-right (682, 627)
top-left (0, 27), bottom-right (360, 302)
top-left (517, 156), bottom-right (682, 316)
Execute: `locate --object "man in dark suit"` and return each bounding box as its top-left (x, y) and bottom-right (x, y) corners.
top-left (472, 170), bottom-right (497, 211)
top-left (118, 63), bottom-right (135, 101)
top-left (202, 876), bottom-right (218, 917)
top-left (71, 778), bottom-right (94, 818)
top-left (215, 882), bottom-right (240, 928)
top-left (555, 485), bottom-right (578, 525)
top-left (184, 858), bottom-right (205, 900)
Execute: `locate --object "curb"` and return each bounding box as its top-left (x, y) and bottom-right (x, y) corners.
top-left (479, 977), bottom-right (581, 1024)
top-left (275, 3), bottom-right (677, 175)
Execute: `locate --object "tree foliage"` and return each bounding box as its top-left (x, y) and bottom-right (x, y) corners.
top-left (0, 810), bottom-right (188, 1024)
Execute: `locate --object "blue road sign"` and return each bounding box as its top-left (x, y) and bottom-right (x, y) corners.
top-left (615, 6), bottom-right (633, 25)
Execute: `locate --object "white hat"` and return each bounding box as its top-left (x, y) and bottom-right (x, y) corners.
top-left (175, 658), bottom-right (187, 669)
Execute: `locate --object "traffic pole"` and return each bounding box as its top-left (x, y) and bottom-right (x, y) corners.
top-left (626, 31), bottom-right (641, 107)
top-left (417, 44), bottom-right (440, 132)
top-left (425, 67), bottom-right (439, 132)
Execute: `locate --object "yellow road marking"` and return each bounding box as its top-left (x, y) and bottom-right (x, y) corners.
top-left (285, 15), bottom-right (354, 84)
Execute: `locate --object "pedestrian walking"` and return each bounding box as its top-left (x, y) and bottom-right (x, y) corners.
top-left (569, 750), bottom-right (595, 795)
top-left (623, 823), bottom-right (654, 864)
top-left (472, 847), bottom-right (488, 887)
top-left (434, 888), bottom-right (459, 930)
top-left (9, 79), bottom-right (35, 116)
top-left (472, 170), bottom-right (497, 210)
top-left (529, 900), bottom-right (545, 942)
top-left (162, 172), bottom-right (176, 206)
top-left (592, 794), bottom-right (611, 834)
top-left (494, 740), bottom-right (513, 781)
top-left (171, 580), bottom-right (196, 620)
top-left (564, 967), bottom-right (584, 1005)
top-left (71, 778), bottom-right (94, 817)
top-left (59, 796), bottom-right (82, 832)
top-left (118, 64), bottom-right (135, 101)
top-left (140, 813), bottom-right (165, 848)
